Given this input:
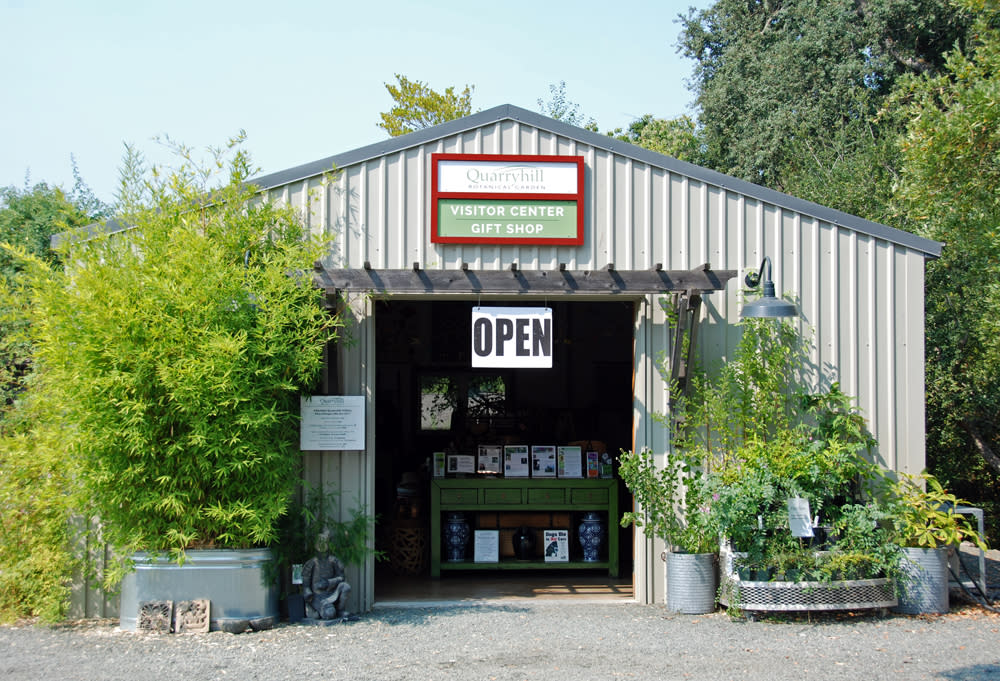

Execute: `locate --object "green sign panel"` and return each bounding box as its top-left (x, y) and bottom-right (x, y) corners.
top-left (437, 199), bottom-right (578, 241)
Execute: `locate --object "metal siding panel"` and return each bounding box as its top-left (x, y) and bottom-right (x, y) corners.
top-left (901, 249), bottom-right (926, 475)
top-left (800, 217), bottom-right (823, 387)
top-left (650, 168), bottom-right (670, 272)
top-left (629, 162), bottom-right (649, 270)
top-left (836, 229), bottom-right (857, 398)
top-left (856, 234), bottom-right (877, 444)
top-left (669, 175), bottom-right (688, 270)
top-left (874, 239), bottom-right (895, 470)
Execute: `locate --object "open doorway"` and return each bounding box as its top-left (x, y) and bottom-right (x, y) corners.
top-left (373, 299), bottom-right (636, 602)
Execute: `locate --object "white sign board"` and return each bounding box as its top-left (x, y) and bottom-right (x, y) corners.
top-left (787, 497), bottom-right (814, 538)
top-left (300, 395), bottom-right (365, 451)
top-left (437, 159), bottom-right (579, 194)
top-left (471, 307), bottom-right (553, 368)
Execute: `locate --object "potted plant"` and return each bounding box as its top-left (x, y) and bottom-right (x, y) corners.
top-left (884, 472), bottom-right (988, 614)
top-left (272, 485), bottom-right (384, 622)
top-left (9, 138), bottom-right (341, 630)
top-left (619, 447), bottom-right (719, 614)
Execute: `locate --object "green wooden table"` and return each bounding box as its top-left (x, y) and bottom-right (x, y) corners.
top-left (430, 478), bottom-right (619, 577)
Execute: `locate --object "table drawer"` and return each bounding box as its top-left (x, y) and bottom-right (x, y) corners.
top-left (571, 488), bottom-right (609, 505)
top-left (484, 488), bottom-right (523, 504)
top-left (528, 488), bottom-right (566, 504)
top-left (440, 488), bottom-right (479, 505)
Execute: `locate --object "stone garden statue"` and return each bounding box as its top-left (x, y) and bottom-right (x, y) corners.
top-left (301, 531), bottom-right (352, 620)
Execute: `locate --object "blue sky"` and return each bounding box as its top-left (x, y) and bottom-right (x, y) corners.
top-left (1, 0), bottom-right (710, 205)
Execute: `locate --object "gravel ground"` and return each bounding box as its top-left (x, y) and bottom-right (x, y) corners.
top-left (3, 601), bottom-right (1000, 681)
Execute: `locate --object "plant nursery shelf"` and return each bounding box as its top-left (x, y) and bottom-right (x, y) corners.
top-left (717, 546), bottom-right (898, 613)
top-left (718, 576), bottom-right (897, 613)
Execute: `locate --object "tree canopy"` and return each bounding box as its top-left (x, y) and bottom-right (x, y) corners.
top-left (679, 0), bottom-right (970, 192)
top-left (0, 178), bottom-right (107, 413)
top-left (892, 0), bottom-right (1000, 496)
top-left (378, 74), bottom-right (475, 137)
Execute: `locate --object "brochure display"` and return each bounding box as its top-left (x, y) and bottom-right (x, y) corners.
top-left (531, 446), bottom-right (557, 477)
top-left (503, 445), bottom-right (530, 477)
top-left (557, 446), bottom-right (583, 478)
top-left (477, 445), bottom-right (502, 475)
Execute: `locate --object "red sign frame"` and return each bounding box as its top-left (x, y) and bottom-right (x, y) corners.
top-left (431, 153), bottom-right (585, 246)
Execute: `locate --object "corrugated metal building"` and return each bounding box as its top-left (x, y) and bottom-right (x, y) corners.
top-left (71, 104), bottom-right (941, 617)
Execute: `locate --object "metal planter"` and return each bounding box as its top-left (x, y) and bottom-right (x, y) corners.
top-left (119, 548), bottom-right (278, 631)
top-left (666, 551), bottom-right (718, 614)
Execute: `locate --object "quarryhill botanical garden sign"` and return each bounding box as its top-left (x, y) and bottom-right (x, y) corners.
top-left (431, 153), bottom-right (584, 246)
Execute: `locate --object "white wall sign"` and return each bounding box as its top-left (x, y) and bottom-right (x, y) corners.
top-left (300, 395), bottom-right (366, 451)
top-left (471, 307), bottom-right (553, 368)
top-left (437, 159), bottom-right (579, 194)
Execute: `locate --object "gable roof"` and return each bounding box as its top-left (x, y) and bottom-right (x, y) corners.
top-left (250, 103), bottom-right (941, 259)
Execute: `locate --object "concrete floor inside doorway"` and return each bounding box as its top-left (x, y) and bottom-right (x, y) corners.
top-left (375, 571), bottom-right (634, 606)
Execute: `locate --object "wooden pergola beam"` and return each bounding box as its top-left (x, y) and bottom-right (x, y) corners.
top-left (314, 262), bottom-right (736, 296)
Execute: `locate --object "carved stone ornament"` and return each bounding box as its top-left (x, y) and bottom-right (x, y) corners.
top-left (138, 601), bottom-right (173, 634)
top-left (174, 599), bottom-right (210, 634)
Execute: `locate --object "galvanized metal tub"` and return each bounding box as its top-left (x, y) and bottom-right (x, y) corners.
top-left (666, 551), bottom-right (718, 614)
top-left (894, 546), bottom-right (949, 615)
top-left (119, 548), bottom-right (278, 631)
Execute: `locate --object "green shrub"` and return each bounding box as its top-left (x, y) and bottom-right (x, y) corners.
top-left (4, 136), bottom-right (341, 587)
top-left (0, 397), bottom-right (78, 622)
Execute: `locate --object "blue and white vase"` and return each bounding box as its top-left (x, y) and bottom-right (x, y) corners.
top-left (578, 512), bottom-right (605, 562)
top-left (443, 512), bottom-right (470, 562)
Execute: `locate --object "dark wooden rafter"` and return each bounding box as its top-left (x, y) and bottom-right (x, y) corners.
top-left (669, 289), bottom-right (704, 410)
top-left (313, 261), bottom-right (735, 297)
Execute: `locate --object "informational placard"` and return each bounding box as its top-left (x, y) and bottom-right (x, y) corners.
top-left (472, 307), bottom-right (553, 368)
top-left (543, 530), bottom-right (569, 562)
top-left (300, 395), bottom-right (365, 451)
top-left (531, 445), bottom-right (557, 477)
top-left (557, 446), bottom-right (583, 478)
top-left (474, 530), bottom-right (500, 563)
top-left (477, 445), bottom-right (502, 475)
top-left (787, 497), bottom-right (814, 538)
top-left (431, 153), bottom-right (584, 246)
top-left (504, 445), bottom-right (530, 477)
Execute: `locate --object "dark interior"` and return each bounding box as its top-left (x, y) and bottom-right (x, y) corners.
top-left (373, 299), bottom-right (636, 593)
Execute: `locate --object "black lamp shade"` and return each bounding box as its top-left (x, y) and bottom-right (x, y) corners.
top-left (740, 270), bottom-right (797, 319)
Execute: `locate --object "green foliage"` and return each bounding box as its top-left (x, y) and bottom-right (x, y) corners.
top-left (0, 180), bottom-right (105, 412)
top-left (378, 74), bottom-right (475, 137)
top-left (679, 0), bottom-right (970, 189)
top-left (273, 485), bottom-right (384, 573)
top-left (2, 134), bottom-right (340, 585)
top-left (607, 114), bottom-right (703, 163)
top-left (882, 472), bottom-right (988, 549)
top-left (890, 0), bottom-right (1000, 540)
top-left (537, 81), bottom-right (596, 130)
top-left (619, 447), bottom-right (719, 554)
top-left (0, 390), bottom-right (79, 622)
top-left (671, 316), bottom-right (808, 469)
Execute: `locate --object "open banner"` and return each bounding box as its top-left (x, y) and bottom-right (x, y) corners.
top-left (471, 307), bottom-right (553, 368)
